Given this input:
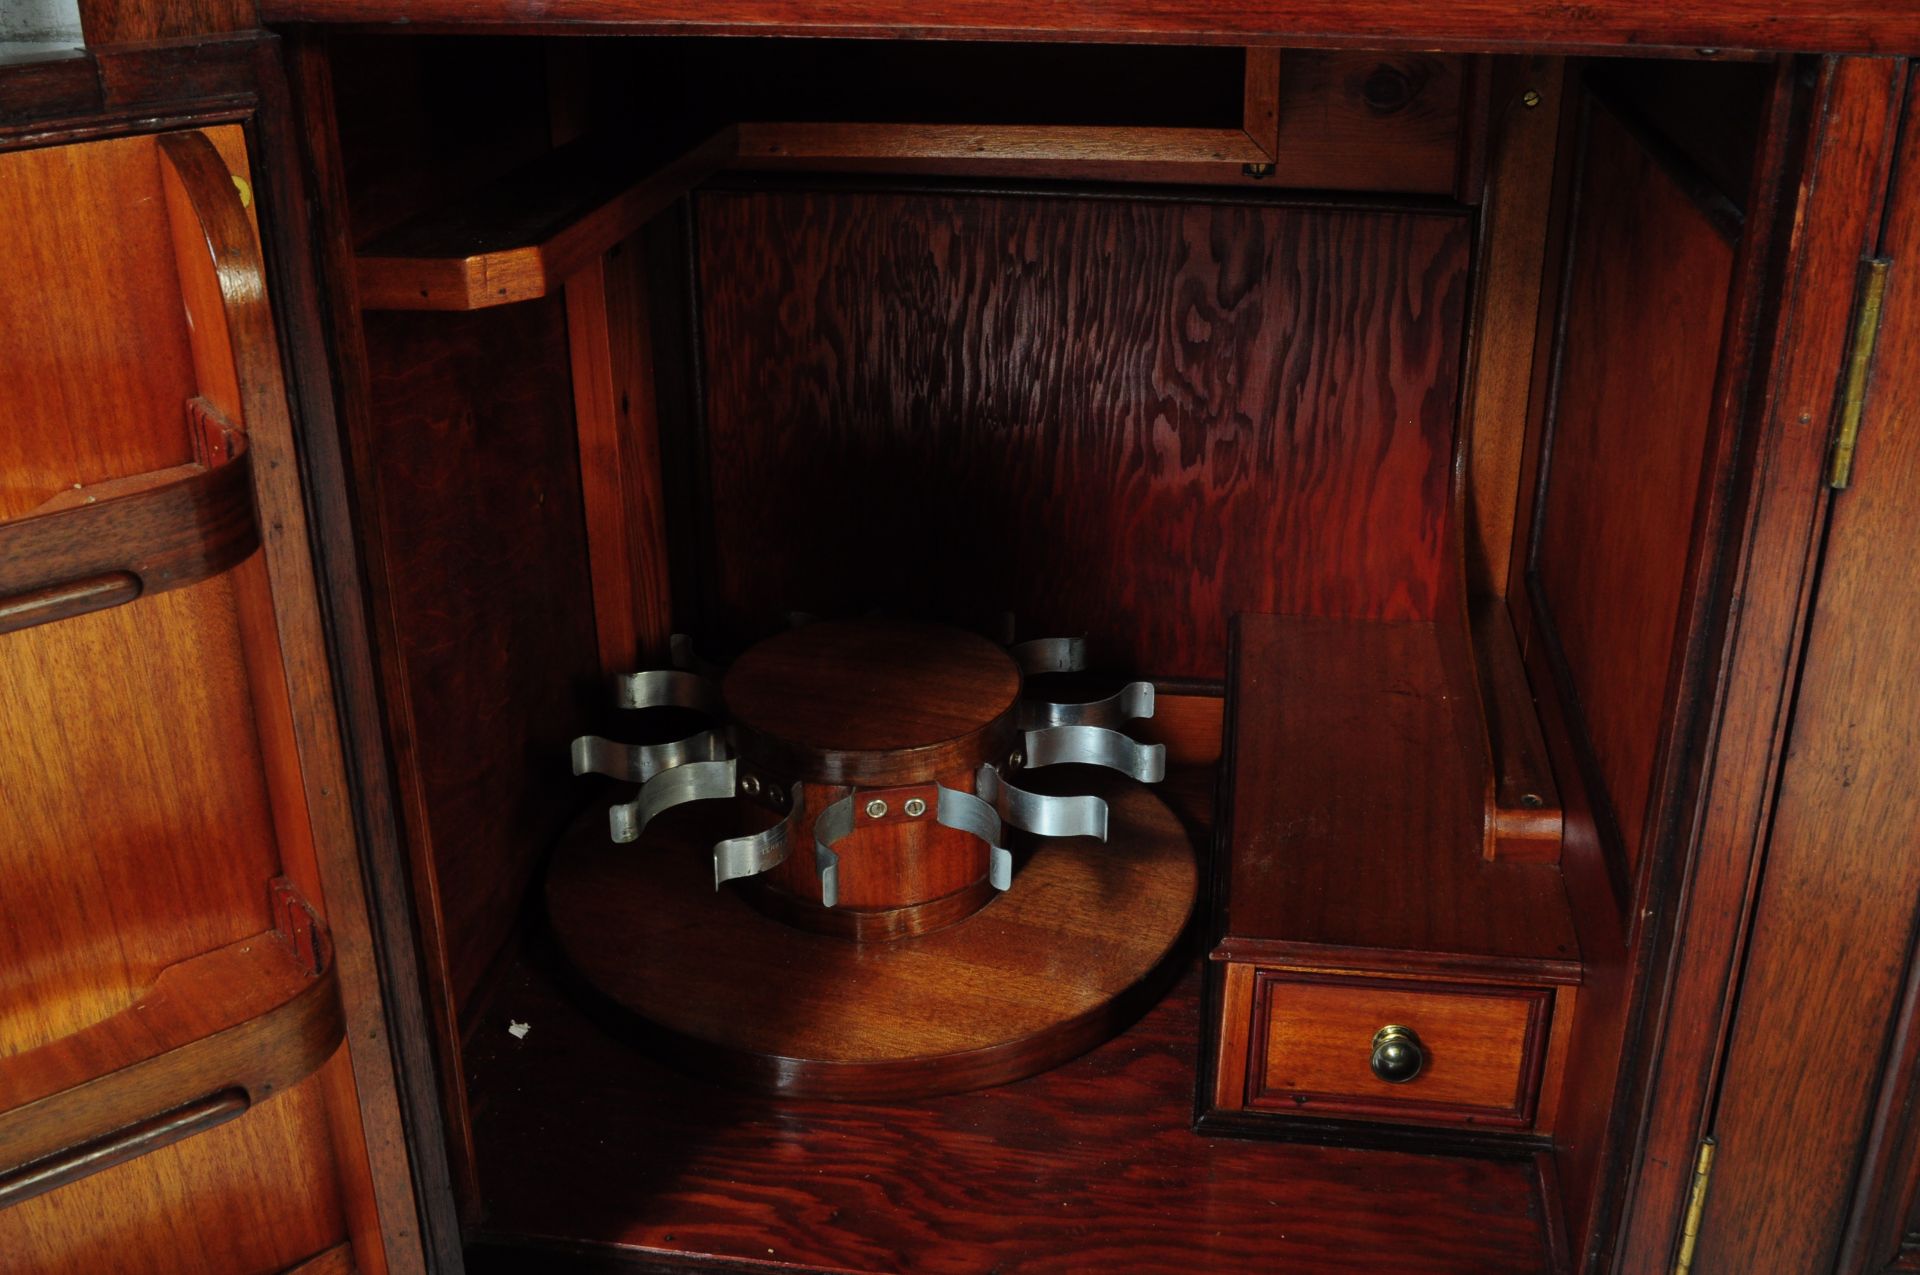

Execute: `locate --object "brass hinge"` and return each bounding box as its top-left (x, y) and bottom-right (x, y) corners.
top-left (1672, 1136), bottom-right (1717, 1275)
top-left (1829, 258), bottom-right (1892, 490)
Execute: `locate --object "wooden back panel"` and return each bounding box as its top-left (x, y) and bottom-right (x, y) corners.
top-left (694, 187), bottom-right (1472, 680)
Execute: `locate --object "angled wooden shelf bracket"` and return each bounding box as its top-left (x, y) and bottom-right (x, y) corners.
top-left (355, 127), bottom-right (736, 311)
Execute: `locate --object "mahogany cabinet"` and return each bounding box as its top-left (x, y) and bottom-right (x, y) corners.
top-left (5, 7), bottom-right (1920, 1275)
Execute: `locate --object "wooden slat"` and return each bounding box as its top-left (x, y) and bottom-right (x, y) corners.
top-left (0, 406), bottom-right (255, 638)
top-left (355, 128), bottom-right (733, 310)
top-left (0, 915), bottom-right (342, 1189)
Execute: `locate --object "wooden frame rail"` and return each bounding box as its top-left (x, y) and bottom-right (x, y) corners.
top-left (733, 48), bottom-right (1282, 179)
top-left (0, 880), bottom-right (343, 1210)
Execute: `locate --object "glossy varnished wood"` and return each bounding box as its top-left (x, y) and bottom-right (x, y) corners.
top-left (464, 936), bottom-right (1558, 1271)
top-left (0, 135), bottom-right (201, 519)
top-left (722, 618), bottom-right (1021, 784)
top-left (696, 188), bottom-right (1470, 680)
top-left (1691, 63), bottom-right (1920, 1275)
top-left (1529, 91), bottom-right (1738, 882)
top-left (260, 0), bottom-right (1920, 58)
top-left (1612, 58), bottom-right (1899, 1275)
top-left (1217, 614), bottom-right (1578, 972)
top-left (0, 919), bottom-right (341, 1189)
top-left (357, 297), bottom-right (602, 1016)
top-left (0, 421), bottom-right (256, 636)
top-left (545, 768), bottom-right (1195, 1098)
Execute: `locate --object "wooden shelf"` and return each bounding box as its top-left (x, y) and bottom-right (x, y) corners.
top-left (460, 770), bottom-right (1562, 1275)
top-left (354, 128), bottom-right (735, 311)
top-left (1215, 613), bottom-right (1578, 978)
top-left (0, 398), bottom-right (256, 636)
top-left (0, 881), bottom-right (342, 1208)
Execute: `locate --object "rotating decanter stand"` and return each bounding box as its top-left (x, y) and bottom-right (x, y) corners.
top-left (546, 619), bottom-right (1197, 1098)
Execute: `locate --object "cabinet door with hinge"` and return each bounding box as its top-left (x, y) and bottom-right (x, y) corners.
top-left (0, 116), bottom-right (421, 1274)
top-left (1683, 58), bottom-right (1920, 1275)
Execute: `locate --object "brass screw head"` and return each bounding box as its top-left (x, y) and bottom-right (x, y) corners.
top-left (1521, 89), bottom-right (1543, 108)
top-left (864, 798), bottom-right (889, 819)
top-left (903, 797), bottom-right (928, 818)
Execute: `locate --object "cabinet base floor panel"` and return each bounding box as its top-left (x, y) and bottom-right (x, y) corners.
top-left (461, 774), bottom-right (1565, 1275)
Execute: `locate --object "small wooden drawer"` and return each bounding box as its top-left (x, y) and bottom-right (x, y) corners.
top-left (1212, 965), bottom-right (1571, 1132)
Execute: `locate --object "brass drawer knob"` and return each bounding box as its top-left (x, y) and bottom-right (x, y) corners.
top-left (1369, 1024), bottom-right (1425, 1084)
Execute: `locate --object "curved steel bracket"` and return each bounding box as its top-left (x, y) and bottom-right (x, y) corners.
top-left (1022, 725), bottom-right (1166, 783)
top-left (570, 730), bottom-right (727, 783)
top-left (1018, 680), bottom-right (1155, 730)
top-left (614, 667), bottom-right (724, 715)
top-left (976, 764), bottom-right (1108, 841)
top-left (811, 795), bottom-right (855, 908)
top-left (609, 758), bottom-right (738, 844)
top-left (713, 783), bottom-right (805, 889)
top-left (935, 785), bottom-right (1014, 891)
top-left (1010, 636), bottom-right (1088, 675)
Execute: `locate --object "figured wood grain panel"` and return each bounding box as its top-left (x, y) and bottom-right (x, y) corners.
top-left (1692, 68), bottom-right (1920, 1275)
top-left (358, 299), bottom-right (601, 1015)
top-left (1531, 99), bottom-right (1736, 875)
top-left (0, 135), bottom-right (198, 519)
top-left (696, 189), bottom-right (1470, 680)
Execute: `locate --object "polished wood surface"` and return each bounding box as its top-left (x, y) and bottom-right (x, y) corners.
top-left (696, 188), bottom-right (1470, 680)
top-left (157, 123), bottom-right (424, 1273)
top-left (0, 419), bottom-right (256, 636)
top-left (1529, 92), bottom-right (1737, 880)
top-left (1462, 57), bottom-right (1563, 595)
top-left (357, 298), bottom-right (601, 1018)
top-left (546, 767), bottom-right (1195, 1098)
top-left (1474, 597), bottom-right (1563, 862)
top-left (1691, 63), bottom-right (1920, 1275)
top-left (0, 135), bottom-right (199, 519)
top-left (0, 918), bottom-right (341, 1188)
top-left (1218, 614), bottom-right (1578, 972)
top-left (464, 955), bottom-right (1560, 1272)
top-left (723, 619), bottom-right (1021, 783)
top-left (355, 129), bottom-right (732, 310)
top-left (565, 237), bottom-right (676, 675)
top-left (261, 0), bottom-right (1920, 58)
top-left (1610, 57), bottom-right (1898, 1275)
top-left (1244, 972), bottom-right (1549, 1126)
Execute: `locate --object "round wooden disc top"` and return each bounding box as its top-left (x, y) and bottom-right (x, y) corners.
top-left (721, 619), bottom-right (1021, 785)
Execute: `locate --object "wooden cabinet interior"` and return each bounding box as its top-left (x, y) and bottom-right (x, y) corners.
top-left (283, 30), bottom-right (1784, 1274)
top-left (0, 113), bottom-right (429, 1275)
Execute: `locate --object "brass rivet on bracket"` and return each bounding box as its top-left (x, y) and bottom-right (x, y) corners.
top-left (864, 798), bottom-right (889, 819)
top-left (903, 798), bottom-right (928, 818)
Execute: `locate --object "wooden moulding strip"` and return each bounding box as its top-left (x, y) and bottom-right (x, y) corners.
top-left (0, 881), bottom-right (344, 1209)
top-left (732, 48), bottom-right (1282, 177)
top-left (0, 398), bottom-right (256, 637)
top-left (354, 127), bottom-right (737, 311)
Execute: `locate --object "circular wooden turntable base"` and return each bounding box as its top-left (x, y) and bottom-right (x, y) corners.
top-left (545, 770), bottom-right (1197, 1099)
